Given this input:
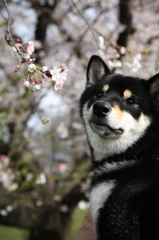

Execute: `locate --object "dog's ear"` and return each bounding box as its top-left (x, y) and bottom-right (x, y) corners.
top-left (86, 55), bottom-right (110, 88)
top-left (148, 73), bottom-right (159, 100)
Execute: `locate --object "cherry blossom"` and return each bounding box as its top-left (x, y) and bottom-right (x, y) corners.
top-left (119, 46), bottom-right (126, 55)
top-left (28, 64), bottom-right (36, 72)
top-left (13, 40), bottom-right (35, 59)
top-left (125, 53), bottom-right (142, 72)
top-left (26, 172), bottom-right (34, 181)
top-left (60, 71), bottom-right (67, 81)
top-left (108, 59), bottom-right (122, 68)
top-left (98, 36), bottom-right (105, 50)
top-left (0, 155), bottom-right (10, 167)
top-left (50, 67), bottom-right (62, 81)
top-left (0, 170), bottom-right (18, 191)
top-left (6, 205), bottom-right (14, 212)
top-left (52, 78), bottom-right (64, 91)
top-left (58, 163), bottom-right (68, 172)
top-left (43, 166), bottom-right (50, 173)
top-left (42, 66), bottom-right (48, 72)
top-left (23, 79), bottom-right (30, 87)
top-left (10, 38), bottom-right (68, 91)
top-left (27, 41), bottom-right (34, 55)
top-left (0, 209), bottom-right (8, 216)
top-left (78, 201), bottom-right (89, 210)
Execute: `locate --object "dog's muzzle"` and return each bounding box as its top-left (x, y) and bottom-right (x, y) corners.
top-left (89, 101), bottom-right (124, 137)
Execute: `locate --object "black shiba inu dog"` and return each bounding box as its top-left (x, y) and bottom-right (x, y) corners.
top-left (80, 55), bottom-right (159, 240)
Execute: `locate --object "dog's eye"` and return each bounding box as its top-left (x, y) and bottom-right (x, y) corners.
top-left (96, 91), bottom-right (104, 98)
top-left (127, 97), bottom-right (136, 104)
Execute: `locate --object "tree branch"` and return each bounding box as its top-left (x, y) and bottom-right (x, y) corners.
top-left (3, 0), bottom-right (14, 46)
top-left (3, 0), bottom-right (27, 62)
top-left (70, 0), bottom-right (99, 47)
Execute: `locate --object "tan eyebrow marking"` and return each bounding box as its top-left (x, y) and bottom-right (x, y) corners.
top-left (103, 84), bottom-right (109, 92)
top-left (123, 90), bottom-right (132, 98)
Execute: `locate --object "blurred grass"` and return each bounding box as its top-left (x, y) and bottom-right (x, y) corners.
top-left (0, 224), bottom-right (29, 240)
top-left (0, 208), bottom-right (87, 240)
top-left (71, 207), bottom-right (88, 240)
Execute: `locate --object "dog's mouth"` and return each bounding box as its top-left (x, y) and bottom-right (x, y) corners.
top-left (89, 120), bottom-right (124, 137)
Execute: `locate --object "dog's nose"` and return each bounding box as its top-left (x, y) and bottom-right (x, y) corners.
top-left (93, 102), bottom-right (111, 116)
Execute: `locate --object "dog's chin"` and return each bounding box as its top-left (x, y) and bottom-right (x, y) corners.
top-left (89, 121), bottom-right (124, 138)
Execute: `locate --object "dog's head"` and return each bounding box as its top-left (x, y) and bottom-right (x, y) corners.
top-left (80, 55), bottom-right (159, 162)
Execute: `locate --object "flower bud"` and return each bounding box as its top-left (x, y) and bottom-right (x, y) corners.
top-left (28, 64), bottom-right (36, 72)
top-left (42, 73), bottom-right (46, 78)
top-left (23, 81), bottom-right (30, 87)
top-left (15, 39), bottom-right (20, 42)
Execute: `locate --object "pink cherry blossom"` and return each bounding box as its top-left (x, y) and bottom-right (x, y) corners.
top-left (12, 38), bottom-right (68, 91)
top-left (53, 78), bottom-right (64, 91)
top-left (119, 46), bottom-right (126, 55)
top-left (41, 73), bottom-right (47, 78)
top-left (27, 41), bottom-right (34, 55)
top-left (43, 166), bottom-right (50, 173)
top-left (58, 163), bottom-right (68, 173)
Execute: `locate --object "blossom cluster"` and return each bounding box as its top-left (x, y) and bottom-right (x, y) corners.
top-left (23, 63), bottom-right (68, 91)
top-left (0, 155), bottom-right (47, 193)
top-left (13, 39), bottom-right (34, 59)
top-left (98, 35), bottom-right (126, 69)
top-left (0, 155), bottom-right (18, 191)
top-left (125, 53), bottom-right (142, 72)
top-left (98, 35), bottom-right (142, 73)
top-left (13, 39), bottom-right (68, 91)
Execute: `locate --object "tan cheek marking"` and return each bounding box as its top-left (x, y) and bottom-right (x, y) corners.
top-left (103, 84), bottom-right (109, 92)
top-left (113, 105), bottom-right (128, 120)
top-left (123, 90), bottom-right (132, 98)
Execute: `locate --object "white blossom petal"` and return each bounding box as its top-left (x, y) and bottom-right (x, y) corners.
top-left (28, 64), bottom-right (36, 72)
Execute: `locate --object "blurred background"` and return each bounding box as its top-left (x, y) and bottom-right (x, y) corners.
top-left (0, 0), bottom-right (159, 239)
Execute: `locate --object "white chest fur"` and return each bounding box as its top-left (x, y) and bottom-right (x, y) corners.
top-left (90, 180), bottom-right (115, 224)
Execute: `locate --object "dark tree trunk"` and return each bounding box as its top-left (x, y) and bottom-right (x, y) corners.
top-left (117, 0), bottom-right (135, 46)
top-left (35, 12), bottom-right (52, 44)
top-left (32, 1), bottom-right (58, 62)
top-left (29, 229), bottom-right (61, 240)
top-left (33, 0), bottom-right (58, 43)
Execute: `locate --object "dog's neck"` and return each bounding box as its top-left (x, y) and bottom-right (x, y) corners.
top-left (90, 132), bottom-right (159, 168)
